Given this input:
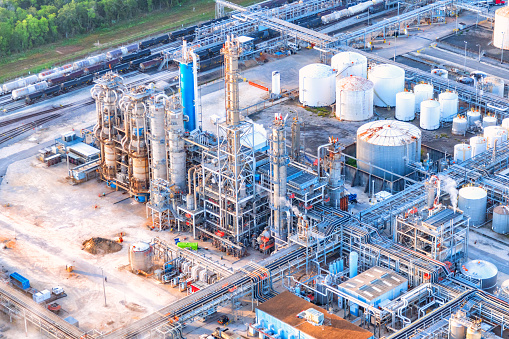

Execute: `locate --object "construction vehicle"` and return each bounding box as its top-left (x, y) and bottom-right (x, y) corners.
top-left (217, 315), bottom-right (229, 326)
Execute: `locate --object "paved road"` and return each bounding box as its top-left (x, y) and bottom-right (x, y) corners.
top-left (0, 140), bottom-right (53, 185)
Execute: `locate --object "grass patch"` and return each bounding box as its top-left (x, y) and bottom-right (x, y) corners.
top-left (304, 106), bottom-right (331, 117)
top-left (0, 0), bottom-right (257, 83)
top-left (346, 158), bottom-right (357, 168)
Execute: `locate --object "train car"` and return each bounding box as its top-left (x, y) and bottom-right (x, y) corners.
top-left (200, 55), bottom-right (223, 71)
top-left (79, 74), bottom-right (94, 85)
top-left (130, 56), bottom-right (153, 68)
top-left (96, 69), bottom-right (110, 76)
top-left (85, 63), bottom-right (105, 74)
top-left (120, 49), bottom-right (150, 64)
top-left (44, 85), bottom-right (60, 96)
top-left (106, 48), bottom-right (123, 59)
top-left (54, 63), bottom-right (73, 73)
top-left (73, 58), bottom-right (91, 71)
top-left (48, 75), bottom-right (67, 87)
top-left (68, 70), bottom-right (84, 79)
top-left (153, 34), bottom-right (170, 45)
top-left (138, 49), bottom-right (151, 58)
top-left (139, 38), bottom-right (156, 50)
top-left (182, 34), bottom-right (195, 42)
top-left (87, 53), bottom-right (107, 65)
top-left (38, 69), bottom-right (60, 81)
top-left (112, 63), bottom-right (130, 73)
top-left (2, 75), bottom-right (39, 93)
top-left (25, 91), bottom-right (44, 104)
top-left (140, 59), bottom-right (162, 72)
top-left (208, 43), bottom-right (223, 56)
top-left (11, 81), bottom-right (48, 100)
top-left (105, 58), bottom-right (120, 69)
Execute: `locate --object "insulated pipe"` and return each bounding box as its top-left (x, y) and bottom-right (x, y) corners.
top-left (317, 143), bottom-right (332, 178)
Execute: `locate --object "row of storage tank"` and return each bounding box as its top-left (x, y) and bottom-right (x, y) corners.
top-left (299, 52), bottom-right (506, 128)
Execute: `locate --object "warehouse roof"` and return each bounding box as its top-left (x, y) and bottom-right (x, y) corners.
top-left (257, 291), bottom-right (372, 339)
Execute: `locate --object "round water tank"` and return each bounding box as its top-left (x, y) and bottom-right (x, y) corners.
top-left (483, 116), bottom-right (497, 128)
top-left (420, 99), bottom-right (441, 130)
top-left (368, 64), bottom-right (405, 107)
top-left (450, 316), bottom-right (466, 339)
top-left (452, 116), bottom-right (468, 136)
top-left (439, 91), bottom-right (459, 120)
top-left (502, 117), bottom-right (509, 132)
top-left (483, 77), bottom-right (504, 97)
top-left (466, 325), bottom-right (482, 339)
top-left (356, 120), bottom-right (421, 179)
top-left (129, 242), bottom-right (153, 273)
top-left (336, 76), bottom-right (373, 121)
top-left (484, 126), bottom-right (508, 148)
top-left (461, 259), bottom-right (498, 293)
top-left (494, 7), bottom-right (509, 49)
top-left (458, 187), bottom-right (487, 226)
top-left (454, 144), bottom-right (472, 163)
top-left (431, 68), bottom-right (448, 79)
top-left (467, 109), bottom-right (481, 127)
top-left (470, 136), bottom-right (487, 157)
top-left (331, 52), bottom-right (367, 79)
top-left (493, 205), bottom-right (509, 234)
top-left (395, 91), bottom-right (415, 121)
top-left (299, 64), bottom-right (335, 107)
top-left (414, 83), bottom-right (434, 112)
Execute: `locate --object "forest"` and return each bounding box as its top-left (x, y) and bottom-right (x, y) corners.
top-left (0, 0), bottom-right (180, 56)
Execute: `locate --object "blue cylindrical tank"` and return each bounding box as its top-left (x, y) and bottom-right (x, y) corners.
top-left (349, 252), bottom-right (358, 278)
top-left (329, 263), bottom-right (335, 275)
top-left (180, 62), bottom-right (196, 131)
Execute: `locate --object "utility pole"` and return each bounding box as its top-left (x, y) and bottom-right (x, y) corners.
top-left (464, 41), bottom-right (468, 71)
top-left (476, 44), bottom-right (481, 62)
top-left (502, 32), bottom-right (505, 64)
top-left (101, 268), bottom-right (107, 307)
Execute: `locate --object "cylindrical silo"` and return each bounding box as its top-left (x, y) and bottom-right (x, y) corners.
top-left (420, 99), bottom-right (441, 130)
top-left (482, 116), bottom-right (497, 128)
top-left (461, 259), bottom-right (498, 293)
top-left (395, 91), bottom-right (415, 121)
top-left (299, 64), bottom-right (335, 107)
top-left (272, 71), bottom-right (281, 96)
top-left (484, 126), bottom-right (508, 148)
top-left (439, 91), bottom-right (459, 120)
top-left (483, 77), bottom-right (504, 97)
top-left (129, 242), bottom-right (154, 273)
top-left (331, 52), bottom-right (368, 79)
top-left (470, 136), bottom-right (487, 157)
top-left (449, 313), bottom-right (467, 339)
top-left (466, 325), bottom-right (482, 339)
top-left (467, 109), bottom-right (481, 127)
top-left (432, 68), bottom-right (449, 79)
top-left (368, 64), bottom-right (405, 107)
top-left (452, 116), bottom-right (468, 136)
top-left (502, 117), bottom-right (509, 132)
top-left (414, 83), bottom-right (434, 112)
top-left (454, 144), bottom-right (472, 163)
top-left (336, 76), bottom-right (373, 121)
top-left (458, 186), bottom-right (487, 226)
top-left (148, 100), bottom-right (167, 181)
top-left (356, 120), bottom-right (421, 179)
top-left (493, 205), bottom-right (509, 234)
top-left (494, 7), bottom-right (509, 49)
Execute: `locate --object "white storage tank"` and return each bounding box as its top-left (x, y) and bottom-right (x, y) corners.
top-left (492, 205), bottom-right (509, 234)
top-left (395, 91), bottom-right (415, 121)
top-left (458, 186), bottom-right (487, 226)
top-left (461, 259), bottom-right (498, 293)
top-left (356, 120), bottom-right (421, 179)
top-left (470, 136), bottom-right (488, 157)
top-left (336, 76), bottom-right (373, 121)
top-left (494, 7), bottom-right (509, 49)
top-left (414, 83), bottom-right (434, 112)
top-left (272, 71), bottom-right (281, 96)
top-left (129, 242), bottom-right (153, 273)
top-left (431, 68), bottom-right (448, 79)
top-left (483, 77), bottom-right (504, 97)
top-left (482, 115), bottom-right (497, 128)
top-left (299, 64), bottom-right (336, 107)
top-left (438, 91), bottom-right (458, 120)
top-left (484, 126), bottom-right (508, 148)
top-left (502, 117), bottom-right (509, 132)
top-left (368, 64), bottom-right (405, 107)
top-left (420, 99), bottom-right (441, 130)
top-left (331, 52), bottom-right (368, 79)
top-left (454, 144), bottom-right (472, 163)
top-left (467, 109), bottom-right (481, 127)
top-left (452, 116), bottom-right (468, 136)
top-left (449, 312), bottom-right (466, 339)
top-left (466, 324), bottom-right (482, 339)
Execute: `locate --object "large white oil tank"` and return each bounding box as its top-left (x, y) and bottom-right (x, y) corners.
top-left (461, 259), bottom-right (498, 293)
top-left (438, 91), bottom-right (459, 120)
top-left (502, 117), bottom-right (509, 132)
top-left (432, 68), bottom-right (449, 79)
top-left (483, 115), bottom-right (497, 128)
top-left (458, 186), bottom-right (487, 226)
top-left (129, 242), bottom-right (153, 273)
top-left (336, 76), bottom-right (373, 121)
top-left (331, 52), bottom-right (368, 79)
top-left (454, 144), bottom-right (472, 163)
top-left (414, 83), bottom-right (434, 112)
top-left (395, 91), bottom-right (415, 121)
top-left (272, 71), bottom-right (281, 96)
top-left (449, 312), bottom-right (467, 339)
top-left (299, 64), bottom-right (336, 107)
top-left (356, 120), bottom-right (421, 179)
top-left (420, 99), bottom-right (441, 130)
top-left (452, 116), bottom-right (468, 135)
top-left (470, 136), bottom-right (487, 157)
top-left (493, 205), bottom-right (509, 234)
top-left (483, 77), bottom-right (504, 97)
top-left (484, 126), bottom-right (508, 148)
top-left (467, 109), bottom-right (481, 127)
top-left (368, 64), bottom-right (405, 107)
top-left (466, 325), bottom-right (482, 339)
top-left (494, 7), bottom-right (509, 49)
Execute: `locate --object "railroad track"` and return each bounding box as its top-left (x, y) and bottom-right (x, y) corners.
top-left (0, 104), bottom-right (73, 128)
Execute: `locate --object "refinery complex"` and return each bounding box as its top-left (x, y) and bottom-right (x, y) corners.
top-left (4, 0), bottom-right (509, 338)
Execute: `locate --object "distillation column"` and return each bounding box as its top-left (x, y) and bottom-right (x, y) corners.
top-left (271, 115), bottom-right (289, 243)
top-left (291, 116), bottom-right (302, 162)
top-left (177, 41), bottom-right (198, 131)
top-left (325, 138), bottom-right (344, 208)
top-left (91, 74), bottom-right (123, 181)
top-left (148, 97), bottom-right (168, 181)
top-left (168, 98), bottom-right (186, 191)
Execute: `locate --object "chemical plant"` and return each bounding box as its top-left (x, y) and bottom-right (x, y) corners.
top-left (4, 0), bottom-right (509, 338)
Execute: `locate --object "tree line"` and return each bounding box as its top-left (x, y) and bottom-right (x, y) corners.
top-left (0, 0), bottom-right (180, 56)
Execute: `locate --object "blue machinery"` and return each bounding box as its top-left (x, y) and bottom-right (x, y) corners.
top-left (178, 41), bottom-right (199, 131)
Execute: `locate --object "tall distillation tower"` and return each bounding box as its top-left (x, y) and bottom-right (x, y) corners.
top-left (323, 138), bottom-right (345, 208)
